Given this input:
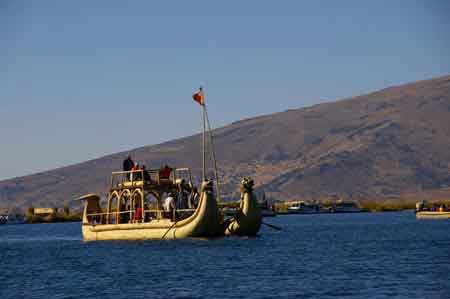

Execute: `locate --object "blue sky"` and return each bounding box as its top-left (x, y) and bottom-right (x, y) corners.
top-left (1, 0), bottom-right (449, 180)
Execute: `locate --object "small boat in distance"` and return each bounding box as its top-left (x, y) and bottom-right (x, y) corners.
top-left (288, 201), bottom-right (321, 214)
top-left (415, 200), bottom-right (450, 219)
top-left (0, 214), bottom-right (25, 225)
top-left (415, 211), bottom-right (450, 219)
top-left (331, 200), bottom-right (362, 213)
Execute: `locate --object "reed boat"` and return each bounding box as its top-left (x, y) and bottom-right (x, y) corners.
top-left (78, 87), bottom-right (265, 240)
top-left (78, 169), bottom-right (222, 241)
top-left (224, 177), bottom-right (262, 236)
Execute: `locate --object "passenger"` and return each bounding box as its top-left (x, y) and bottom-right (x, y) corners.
top-left (188, 187), bottom-right (200, 209)
top-left (143, 203), bottom-right (151, 221)
top-left (142, 165), bottom-right (151, 182)
top-left (131, 163), bottom-right (142, 181)
top-left (123, 155), bottom-right (134, 181)
top-left (177, 180), bottom-right (189, 210)
top-left (120, 202), bottom-right (127, 223)
top-left (135, 204), bottom-right (142, 222)
top-left (163, 192), bottom-right (176, 219)
top-left (159, 165), bottom-right (172, 180)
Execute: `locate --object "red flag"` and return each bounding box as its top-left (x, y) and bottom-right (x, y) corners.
top-left (192, 87), bottom-right (204, 105)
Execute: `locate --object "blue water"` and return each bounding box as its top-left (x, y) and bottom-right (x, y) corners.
top-left (1, 212), bottom-right (449, 299)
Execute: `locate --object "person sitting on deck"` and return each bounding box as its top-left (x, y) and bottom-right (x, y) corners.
top-left (123, 155), bottom-right (134, 181)
top-left (131, 163), bottom-right (142, 181)
top-left (159, 165), bottom-right (173, 182)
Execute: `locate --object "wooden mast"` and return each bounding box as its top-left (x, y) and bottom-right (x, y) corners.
top-left (196, 86), bottom-right (221, 202)
top-left (202, 90), bottom-right (206, 182)
top-left (204, 106), bottom-right (221, 203)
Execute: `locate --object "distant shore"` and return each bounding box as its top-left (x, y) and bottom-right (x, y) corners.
top-left (3, 199), bottom-right (450, 225)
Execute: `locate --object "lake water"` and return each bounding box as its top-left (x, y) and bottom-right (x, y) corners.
top-left (1, 211), bottom-right (449, 298)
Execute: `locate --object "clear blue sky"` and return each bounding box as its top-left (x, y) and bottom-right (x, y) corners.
top-left (1, 0), bottom-right (449, 180)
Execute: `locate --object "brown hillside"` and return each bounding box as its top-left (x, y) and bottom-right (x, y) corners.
top-left (1, 75), bottom-right (450, 210)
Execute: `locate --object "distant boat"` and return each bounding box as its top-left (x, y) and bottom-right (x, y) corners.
top-left (288, 201), bottom-right (321, 214)
top-left (0, 214), bottom-right (25, 225)
top-left (415, 211), bottom-right (450, 219)
top-left (331, 201), bottom-right (362, 213)
top-left (415, 201), bottom-right (450, 219)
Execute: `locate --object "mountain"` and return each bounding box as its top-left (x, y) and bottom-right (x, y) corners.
top-left (1, 75), bottom-right (450, 211)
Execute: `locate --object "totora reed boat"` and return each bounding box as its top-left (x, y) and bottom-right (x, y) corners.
top-left (78, 173), bottom-right (223, 241)
top-left (78, 87), bottom-right (264, 240)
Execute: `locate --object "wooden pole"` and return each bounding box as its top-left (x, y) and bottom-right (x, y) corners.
top-left (202, 103), bottom-right (206, 182)
top-left (204, 107), bottom-right (221, 203)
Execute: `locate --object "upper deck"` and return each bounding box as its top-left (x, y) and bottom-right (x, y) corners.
top-left (109, 167), bottom-right (193, 192)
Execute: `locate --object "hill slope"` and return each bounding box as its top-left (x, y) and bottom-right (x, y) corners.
top-left (1, 75), bottom-right (450, 210)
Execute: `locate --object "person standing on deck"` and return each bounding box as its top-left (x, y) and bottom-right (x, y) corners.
top-left (163, 193), bottom-right (176, 219)
top-left (142, 165), bottom-right (151, 182)
top-left (135, 203), bottom-right (142, 223)
top-left (188, 187), bottom-right (200, 209)
top-left (123, 155), bottom-right (134, 181)
top-left (177, 180), bottom-right (189, 210)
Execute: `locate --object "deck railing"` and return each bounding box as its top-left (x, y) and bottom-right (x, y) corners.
top-left (109, 168), bottom-right (192, 190)
top-left (86, 208), bottom-right (196, 225)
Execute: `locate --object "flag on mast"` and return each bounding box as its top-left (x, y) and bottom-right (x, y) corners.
top-left (192, 87), bottom-right (205, 105)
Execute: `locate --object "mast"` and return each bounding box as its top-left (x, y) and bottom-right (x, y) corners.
top-left (202, 100), bottom-right (206, 182)
top-left (204, 106), bottom-right (221, 203)
top-left (194, 86), bottom-right (221, 202)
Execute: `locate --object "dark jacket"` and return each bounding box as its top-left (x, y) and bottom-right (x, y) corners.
top-left (123, 157), bottom-right (134, 171)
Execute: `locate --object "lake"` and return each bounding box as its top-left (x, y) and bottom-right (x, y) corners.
top-left (1, 211), bottom-right (449, 298)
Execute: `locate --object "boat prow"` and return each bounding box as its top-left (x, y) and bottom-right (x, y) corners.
top-left (224, 177), bottom-right (262, 236)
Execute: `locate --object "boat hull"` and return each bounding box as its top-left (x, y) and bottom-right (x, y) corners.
top-left (81, 188), bottom-right (222, 241)
top-left (415, 211), bottom-right (450, 219)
